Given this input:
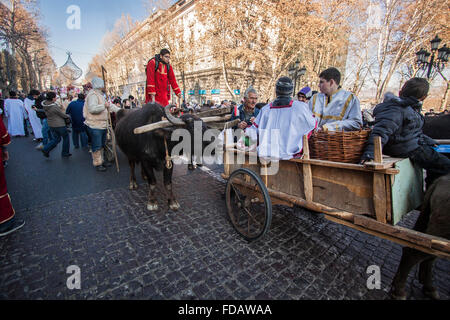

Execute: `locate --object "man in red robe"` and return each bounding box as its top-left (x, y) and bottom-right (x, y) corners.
top-left (0, 115), bottom-right (25, 237)
top-left (145, 48), bottom-right (182, 106)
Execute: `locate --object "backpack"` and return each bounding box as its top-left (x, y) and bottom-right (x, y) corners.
top-left (146, 55), bottom-right (171, 94)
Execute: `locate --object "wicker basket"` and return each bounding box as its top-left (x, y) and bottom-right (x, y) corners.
top-left (308, 129), bottom-right (371, 163)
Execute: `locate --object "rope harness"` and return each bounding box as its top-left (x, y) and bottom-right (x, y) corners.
top-left (164, 137), bottom-right (172, 169)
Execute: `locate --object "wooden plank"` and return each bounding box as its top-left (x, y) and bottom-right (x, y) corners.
top-left (264, 186), bottom-right (355, 222)
top-left (353, 215), bottom-right (449, 250)
top-left (224, 130), bottom-right (231, 177)
top-left (325, 216), bottom-right (450, 259)
top-left (385, 174), bottom-right (392, 224)
top-left (290, 158), bottom-right (399, 174)
top-left (302, 135), bottom-right (313, 202)
top-left (373, 173), bottom-right (387, 223)
top-left (195, 106), bottom-right (232, 117)
top-left (372, 137), bottom-right (387, 223)
top-left (311, 165), bottom-right (375, 216)
top-left (228, 177), bottom-right (355, 221)
top-left (374, 136), bottom-right (383, 163)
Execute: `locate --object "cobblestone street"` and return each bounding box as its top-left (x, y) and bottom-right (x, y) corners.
top-left (1, 167), bottom-right (449, 300)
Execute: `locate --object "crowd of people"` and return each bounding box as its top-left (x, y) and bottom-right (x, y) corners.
top-left (0, 58), bottom-right (449, 237)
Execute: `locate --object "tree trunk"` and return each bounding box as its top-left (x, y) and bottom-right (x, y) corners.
top-left (222, 55), bottom-right (235, 100)
top-left (440, 80), bottom-right (449, 112)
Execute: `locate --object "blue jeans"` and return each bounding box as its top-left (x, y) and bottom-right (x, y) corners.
top-left (44, 126), bottom-right (70, 156)
top-left (41, 119), bottom-right (53, 145)
top-left (72, 126), bottom-right (88, 148)
top-left (86, 127), bottom-right (106, 152)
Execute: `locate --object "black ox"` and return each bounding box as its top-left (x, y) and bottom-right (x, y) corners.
top-left (115, 103), bottom-right (210, 211)
top-left (422, 113), bottom-right (450, 140)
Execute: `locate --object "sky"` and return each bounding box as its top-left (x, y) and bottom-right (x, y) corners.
top-left (37, 0), bottom-right (150, 80)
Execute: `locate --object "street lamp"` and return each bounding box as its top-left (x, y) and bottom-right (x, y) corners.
top-left (415, 35), bottom-right (449, 79)
top-left (288, 59), bottom-right (306, 94)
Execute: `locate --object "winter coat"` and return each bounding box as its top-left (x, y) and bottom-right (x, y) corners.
top-left (42, 100), bottom-right (70, 128)
top-left (361, 93), bottom-right (437, 159)
top-left (230, 104), bottom-right (261, 128)
top-left (66, 99), bottom-right (86, 129)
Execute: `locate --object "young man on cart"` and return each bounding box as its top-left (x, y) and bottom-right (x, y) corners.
top-left (309, 67), bottom-right (362, 131)
top-left (360, 77), bottom-right (450, 189)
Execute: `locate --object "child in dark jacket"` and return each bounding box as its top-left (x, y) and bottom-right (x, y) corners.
top-left (360, 78), bottom-right (450, 188)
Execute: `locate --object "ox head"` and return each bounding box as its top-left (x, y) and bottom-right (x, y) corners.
top-left (136, 103), bottom-right (215, 159)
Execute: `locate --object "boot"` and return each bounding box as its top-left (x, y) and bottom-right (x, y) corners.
top-left (92, 149), bottom-right (104, 168)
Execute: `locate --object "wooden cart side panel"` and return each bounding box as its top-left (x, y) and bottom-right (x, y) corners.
top-left (391, 158), bottom-right (424, 225)
top-left (266, 161), bottom-right (306, 200)
top-left (311, 165), bottom-right (375, 216)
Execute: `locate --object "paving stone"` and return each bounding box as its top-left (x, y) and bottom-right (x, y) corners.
top-left (1, 169), bottom-right (448, 300)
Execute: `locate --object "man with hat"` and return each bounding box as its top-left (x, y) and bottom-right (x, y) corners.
top-left (84, 77), bottom-right (121, 171)
top-left (309, 67), bottom-right (362, 131)
top-left (247, 77), bottom-right (316, 160)
top-left (297, 86), bottom-right (312, 103)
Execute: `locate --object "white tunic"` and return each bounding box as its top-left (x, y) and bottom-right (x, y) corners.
top-left (24, 98), bottom-right (43, 139)
top-left (308, 89), bottom-right (362, 131)
top-left (4, 98), bottom-right (27, 136)
top-left (247, 100), bottom-right (317, 160)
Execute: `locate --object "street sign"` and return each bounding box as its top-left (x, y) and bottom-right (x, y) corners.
top-left (211, 89), bottom-right (220, 94)
top-left (234, 89), bottom-right (240, 95)
top-left (188, 90), bottom-right (195, 95)
top-left (199, 90), bottom-right (206, 95)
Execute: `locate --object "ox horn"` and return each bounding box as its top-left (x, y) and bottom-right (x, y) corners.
top-left (165, 106), bottom-right (185, 125)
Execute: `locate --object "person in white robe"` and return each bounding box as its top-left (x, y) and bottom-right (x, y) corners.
top-left (23, 90), bottom-right (43, 140)
top-left (308, 67), bottom-right (362, 131)
top-left (4, 91), bottom-right (27, 137)
top-left (247, 77), bottom-right (317, 160)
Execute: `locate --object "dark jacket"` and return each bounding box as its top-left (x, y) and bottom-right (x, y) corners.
top-left (230, 104), bottom-right (260, 127)
top-left (34, 95), bottom-right (46, 119)
top-left (361, 93), bottom-right (437, 159)
top-left (66, 99), bottom-right (86, 129)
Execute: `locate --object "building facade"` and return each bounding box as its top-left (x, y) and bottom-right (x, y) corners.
top-left (103, 0), bottom-right (348, 105)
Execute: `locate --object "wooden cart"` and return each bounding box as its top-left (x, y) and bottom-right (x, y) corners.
top-left (221, 135), bottom-right (450, 259)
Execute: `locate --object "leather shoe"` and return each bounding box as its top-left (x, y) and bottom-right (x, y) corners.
top-left (42, 150), bottom-right (49, 158)
top-left (62, 154), bottom-right (72, 158)
top-left (96, 165), bottom-right (107, 172)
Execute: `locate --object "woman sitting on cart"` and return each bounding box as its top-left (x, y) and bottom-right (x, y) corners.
top-left (360, 77), bottom-right (450, 188)
top-left (246, 77), bottom-right (317, 160)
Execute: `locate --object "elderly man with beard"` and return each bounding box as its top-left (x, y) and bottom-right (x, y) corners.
top-left (84, 77), bottom-right (121, 172)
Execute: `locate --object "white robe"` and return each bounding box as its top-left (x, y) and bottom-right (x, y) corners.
top-left (308, 89), bottom-right (362, 131)
top-left (247, 100), bottom-right (317, 160)
top-left (5, 98), bottom-right (27, 136)
top-left (24, 97), bottom-right (43, 139)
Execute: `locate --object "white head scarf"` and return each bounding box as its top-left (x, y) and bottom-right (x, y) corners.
top-left (91, 77), bottom-right (104, 89)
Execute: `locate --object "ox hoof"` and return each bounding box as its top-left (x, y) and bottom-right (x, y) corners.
top-left (390, 287), bottom-right (406, 300)
top-left (188, 164), bottom-right (196, 170)
top-left (169, 200), bottom-right (180, 211)
top-left (129, 182), bottom-right (138, 190)
top-left (147, 202), bottom-right (159, 211)
top-left (423, 287), bottom-right (440, 300)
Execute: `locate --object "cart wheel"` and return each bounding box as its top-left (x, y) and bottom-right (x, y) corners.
top-left (225, 168), bottom-right (272, 241)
